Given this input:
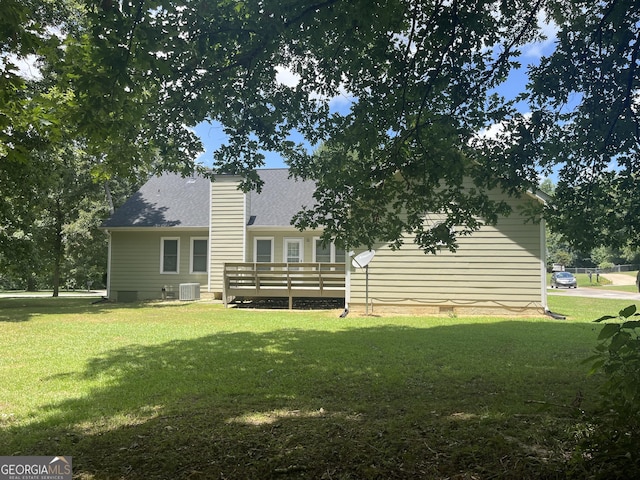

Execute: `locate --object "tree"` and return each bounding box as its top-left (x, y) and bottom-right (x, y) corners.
top-left (4, 0), bottom-right (639, 254)
top-left (1, 0), bottom-right (76, 288)
top-left (54, 0), bottom-right (205, 181)
top-left (0, 137), bottom-right (139, 294)
top-left (521, 1), bottom-right (640, 251)
top-left (56, 0), bottom-right (549, 251)
top-left (34, 144), bottom-right (108, 296)
top-left (0, 0), bottom-right (68, 165)
top-left (1, 0), bottom-right (160, 292)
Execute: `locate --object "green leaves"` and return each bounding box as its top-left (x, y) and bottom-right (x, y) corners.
top-left (529, 1), bottom-right (640, 251)
top-left (597, 322), bottom-right (621, 341)
top-left (583, 303), bottom-right (640, 475)
top-left (4, 0), bottom-right (640, 254)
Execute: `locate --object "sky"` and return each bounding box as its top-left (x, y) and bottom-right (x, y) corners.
top-left (193, 15), bottom-right (558, 171)
top-left (192, 85), bottom-right (356, 170)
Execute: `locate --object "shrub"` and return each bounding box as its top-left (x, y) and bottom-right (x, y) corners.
top-left (577, 305), bottom-right (640, 478)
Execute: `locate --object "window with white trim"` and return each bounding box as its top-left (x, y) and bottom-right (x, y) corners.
top-left (314, 240), bottom-right (331, 263)
top-left (190, 238), bottom-right (208, 273)
top-left (254, 237), bottom-right (274, 263)
top-left (313, 238), bottom-right (345, 264)
top-left (161, 237), bottom-right (179, 273)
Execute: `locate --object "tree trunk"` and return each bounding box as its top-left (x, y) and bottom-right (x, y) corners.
top-left (52, 199), bottom-right (64, 298)
top-left (104, 181), bottom-right (115, 214)
top-left (26, 275), bottom-right (37, 292)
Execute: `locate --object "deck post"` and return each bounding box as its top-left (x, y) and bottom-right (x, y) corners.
top-left (287, 267), bottom-right (293, 309)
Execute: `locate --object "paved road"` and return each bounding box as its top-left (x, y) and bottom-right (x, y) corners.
top-left (0, 290), bottom-right (107, 298)
top-left (548, 287), bottom-right (640, 300)
top-left (2, 278), bottom-right (639, 302)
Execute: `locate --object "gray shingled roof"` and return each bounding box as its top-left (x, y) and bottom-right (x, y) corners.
top-left (101, 173), bottom-right (210, 228)
top-left (248, 169), bottom-right (316, 226)
top-left (101, 169), bottom-right (316, 228)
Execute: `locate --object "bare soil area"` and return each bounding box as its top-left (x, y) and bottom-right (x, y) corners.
top-left (602, 273), bottom-right (636, 286)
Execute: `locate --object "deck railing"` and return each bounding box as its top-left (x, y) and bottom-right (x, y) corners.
top-left (223, 262), bottom-right (346, 309)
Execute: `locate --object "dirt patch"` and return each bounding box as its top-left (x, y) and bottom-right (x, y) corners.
top-left (602, 273), bottom-right (637, 286)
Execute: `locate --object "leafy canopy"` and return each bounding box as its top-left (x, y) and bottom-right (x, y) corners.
top-left (3, 0), bottom-right (639, 252)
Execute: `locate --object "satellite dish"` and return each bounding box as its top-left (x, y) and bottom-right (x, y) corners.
top-left (352, 250), bottom-right (375, 268)
top-left (351, 250), bottom-right (376, 315)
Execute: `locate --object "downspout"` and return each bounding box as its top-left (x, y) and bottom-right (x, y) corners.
top-left (243, 188), bottom-right (247, 261)
top-left (540, 218), bottom-right (565, 319)
top-left (207, 180), bottom-right (212, 294)
top-left (343, 248), bottom-right (352, 317)
top-left (106, 229), bottom-right (112, 300)
top-left (529, 189), bottom-right (563, 318)
top-left (540, 219), bottom-right (548, 312)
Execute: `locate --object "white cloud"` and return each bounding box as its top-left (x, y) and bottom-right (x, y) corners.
top-left (1, 53), bottom-right (42, 80)
top-left (477, 121), bottom-right (505, 141)
top-left (275, 65), bottom-right (300, 88)
top-left (475, 112), bottom-right (532, 142)
top-left (522, 10), bottom-right (558, 59)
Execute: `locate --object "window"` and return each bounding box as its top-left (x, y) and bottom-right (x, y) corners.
top-left (313, 238), bottom-right (345, 264)
top-left (284, 238), bottom-right (303, 264)
top-left (161, 238), bottom-right (179, 273)
top-left (315, 240), bottom-right (331, 263)
top-left (254, 238), bottom-right (273, 263)
top-left (191, 238), bottom-right (208, 273)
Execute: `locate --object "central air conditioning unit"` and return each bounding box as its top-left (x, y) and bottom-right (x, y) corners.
top-left (179, 283), bottom-right (200, 301)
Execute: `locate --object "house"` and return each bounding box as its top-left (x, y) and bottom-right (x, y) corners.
top-left (101, 168), bottom-right (548, 315)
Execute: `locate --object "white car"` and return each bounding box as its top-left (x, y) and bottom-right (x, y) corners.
top-left (551, 272), bottom-right (577, 288)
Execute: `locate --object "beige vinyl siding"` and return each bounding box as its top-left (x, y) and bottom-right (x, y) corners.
top-left (210, 176), bottom-right (245, 294)
top-left (246, 230), bottom-right (321, 263)
top-left (108, 230), bottom-right (208, 300)
top-left (349, 193), bottom-right (545, 314)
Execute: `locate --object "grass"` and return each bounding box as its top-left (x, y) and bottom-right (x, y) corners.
top-left (596, 284), bottom-right (639, 293)
top-left (545, 295), bottom-right (638, 319)
top-left (1, 296), bottom-right (638, 479)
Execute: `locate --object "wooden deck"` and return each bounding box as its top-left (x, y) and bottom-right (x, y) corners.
top-left (223, 262), bottom-right (346, 309)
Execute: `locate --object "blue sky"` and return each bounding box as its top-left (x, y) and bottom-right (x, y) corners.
top-left (193, 91), bottom-right (355, 170)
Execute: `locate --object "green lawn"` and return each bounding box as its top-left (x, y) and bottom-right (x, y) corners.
top-left (1, 296), bottom-right (636, 479)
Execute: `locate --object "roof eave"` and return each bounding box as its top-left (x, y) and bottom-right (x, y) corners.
top-left (99, 225), bottom-right (209, 232)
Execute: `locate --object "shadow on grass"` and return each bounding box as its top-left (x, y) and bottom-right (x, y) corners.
top-left (3, 321), bottom-right (601, 479)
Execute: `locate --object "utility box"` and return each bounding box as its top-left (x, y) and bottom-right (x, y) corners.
top-left (179, 283), bottom-right (200, 301)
